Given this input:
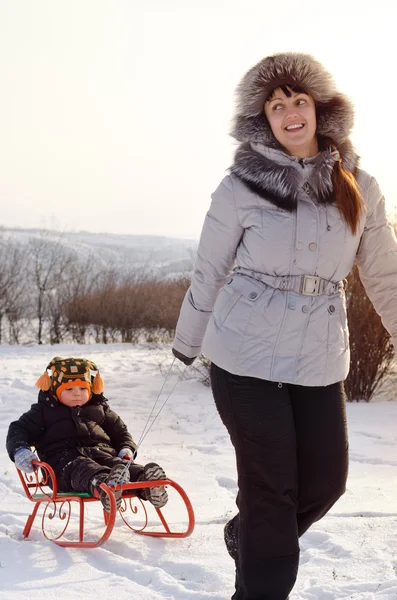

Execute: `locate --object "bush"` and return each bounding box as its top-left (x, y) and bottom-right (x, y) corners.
top-left (64, 275), bottom-right (190, 344)
top-left (344, 265), bottom-right (395, 402)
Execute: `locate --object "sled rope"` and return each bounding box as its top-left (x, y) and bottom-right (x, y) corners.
top-left (119, 358), bottom-right (186, 482)
top-left (136, 357), bottom-right (179, 450)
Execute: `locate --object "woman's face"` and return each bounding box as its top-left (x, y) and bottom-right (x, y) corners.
top-left (264, 87), bottom-right (318, 158)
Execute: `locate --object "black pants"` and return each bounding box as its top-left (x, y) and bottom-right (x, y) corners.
top-left (57, 456), bottom-right (144, 494)
top-left (210, 363), bottom-right (349, 600)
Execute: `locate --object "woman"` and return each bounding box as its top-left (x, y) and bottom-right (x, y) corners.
top-left (172, 53), bottom-right (397, 600)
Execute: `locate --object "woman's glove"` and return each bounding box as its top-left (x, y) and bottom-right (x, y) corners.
top-left (14, 448), bottom-right (39, 473)
top-left (172, 348), bottom-right (197, 366)
top-left (118, 447), bottom-right (135, 460)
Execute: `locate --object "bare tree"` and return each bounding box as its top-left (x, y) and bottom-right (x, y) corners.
top-left (0, 234), bottom-right (29, 344)
top-left (60, 255), bottom-right (102, 343)
top-left (47, 253), bottom-right (102, 344)
top-left (63, 264), bottom-right (122, 343)
top-left (27, 232), bottom-right (75, 344)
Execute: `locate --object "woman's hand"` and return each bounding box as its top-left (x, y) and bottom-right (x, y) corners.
top-left (172, 348), bottom-right (197, 366)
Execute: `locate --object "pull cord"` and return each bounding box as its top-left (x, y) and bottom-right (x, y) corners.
top-left (120, 358), bottom-right (186, 481)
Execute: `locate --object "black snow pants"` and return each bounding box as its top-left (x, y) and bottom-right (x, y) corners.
top-left (56, 455), bottom-right (144, 494)
top-left (210, 363), bottom-right (349, 600)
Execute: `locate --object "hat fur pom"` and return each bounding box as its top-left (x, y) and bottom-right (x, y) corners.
top-left (92, 372), bottom-right (104, 394)
top-left (35, 371), bottom-right (52, 391)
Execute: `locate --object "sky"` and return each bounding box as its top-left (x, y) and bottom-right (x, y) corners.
top-left (0, 0), bottom-right (396, 240)
top-left (0, 342), bottom-right (397, 599)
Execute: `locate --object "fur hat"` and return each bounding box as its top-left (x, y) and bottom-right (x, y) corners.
top-left (231, 52), bottom-right (354, 149)
top-left (35, 357), bottom-right (104, 400)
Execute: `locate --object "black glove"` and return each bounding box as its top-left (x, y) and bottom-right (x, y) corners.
top-left (172, 348), bottom-right (197, 366)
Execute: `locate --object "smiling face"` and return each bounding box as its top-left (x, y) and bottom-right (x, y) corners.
top-left (59, 386), bottom-right (90, 407)
top-left (264, 86), bottom-right (319, 158)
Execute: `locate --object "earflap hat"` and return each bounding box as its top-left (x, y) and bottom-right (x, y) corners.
top-left (35, 357), bottom-right (104, 400)
top-left (231, 52), bottom-right (354, 152)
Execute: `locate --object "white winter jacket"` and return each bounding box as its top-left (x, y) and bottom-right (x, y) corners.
top-left (173, 146), bottom-right (397, 386)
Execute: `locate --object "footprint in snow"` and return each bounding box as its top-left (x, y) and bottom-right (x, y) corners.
top-left (187, 444), bottom-right (223, 455)
top-left (354, 431), bottom-right (383, 440)
top-left (299, 529), bottom-right (351, 563)
top-left (10, 379), bottom-right (32, 391)
top-left (349, 453), bottom-right (397, 467)
top-left (216, 476), bottom-right (237, 491)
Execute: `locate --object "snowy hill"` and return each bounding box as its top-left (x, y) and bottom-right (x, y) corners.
top-left (1, 226), bottom-right (198, 277)
top-left (0, 343), bottom-right (397, 599)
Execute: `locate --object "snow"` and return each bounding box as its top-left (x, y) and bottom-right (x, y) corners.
top-left (2, 226), bottom-right (197, 277)
top-left (0, 343), bottom-right (396, 600)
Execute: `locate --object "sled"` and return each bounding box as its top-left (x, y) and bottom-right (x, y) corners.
top-left (16, 460), bottom-right (195, 548)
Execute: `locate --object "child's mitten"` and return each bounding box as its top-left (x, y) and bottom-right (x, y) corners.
top-left (14, 448), bottom-right (39, 473)
top-left (118, 447), bottom-right (134, 460)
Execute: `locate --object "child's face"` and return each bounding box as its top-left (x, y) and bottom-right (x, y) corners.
top-left (59, 386), bottom-right (90, 407)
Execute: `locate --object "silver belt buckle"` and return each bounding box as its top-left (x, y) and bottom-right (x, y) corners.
top-left (300, 275), bottom-right (321, 296)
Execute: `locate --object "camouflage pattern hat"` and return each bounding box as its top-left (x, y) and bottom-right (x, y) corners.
top-left (35, 357), bottom-right (104, 400)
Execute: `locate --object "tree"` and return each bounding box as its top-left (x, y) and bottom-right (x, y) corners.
top-left (344, 265), bottom-right (395, 401)
top-left (27, 233), bottom-right (74, 344)
top-left (0, 234), bottom-right (29, 344)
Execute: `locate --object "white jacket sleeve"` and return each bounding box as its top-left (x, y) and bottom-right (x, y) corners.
top-left (173, 175), bottom-right (244, 358)
top-left (356, 177), bottom-right (397, 351)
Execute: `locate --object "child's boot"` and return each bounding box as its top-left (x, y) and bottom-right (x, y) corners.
top-left (224, 517), bottom-right (239, 561)
top-left (138, 462), bottom-right (168, 508)
top-left (90, 463), bottom-right (129, 513)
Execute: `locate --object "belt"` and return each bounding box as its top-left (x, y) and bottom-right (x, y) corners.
top-left (235, 268), bottom-right (344, 297)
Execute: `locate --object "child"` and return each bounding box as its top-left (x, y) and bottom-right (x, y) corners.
top-left (6, 356), bottom-right (168, 512)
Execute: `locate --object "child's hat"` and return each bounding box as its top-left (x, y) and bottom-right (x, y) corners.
top-left (35, 357), bottom-right (104, 400)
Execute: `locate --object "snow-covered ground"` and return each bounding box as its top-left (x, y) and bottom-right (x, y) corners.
top-left (0, 344), bottom-right (396, 600)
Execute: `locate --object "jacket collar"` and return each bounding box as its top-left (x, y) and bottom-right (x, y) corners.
top-left (230, 140), bottom-right (359, 211)
top-left (38, 389), bottom-right (58, 408)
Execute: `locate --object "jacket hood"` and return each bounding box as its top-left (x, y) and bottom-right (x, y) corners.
top-left (231, 52), bottom-right (354, 149)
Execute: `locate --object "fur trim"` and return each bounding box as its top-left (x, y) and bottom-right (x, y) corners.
top-left (230, 141), bottom-right (359, 211)
top-left (231, 52), bottom-right (354, 147)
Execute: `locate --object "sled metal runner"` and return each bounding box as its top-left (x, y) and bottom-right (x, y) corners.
top-left (17, 460), bottom-right (195, 548)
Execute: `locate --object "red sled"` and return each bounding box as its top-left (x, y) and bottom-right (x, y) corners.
top-left (16, 460), bottom-right (195, 548)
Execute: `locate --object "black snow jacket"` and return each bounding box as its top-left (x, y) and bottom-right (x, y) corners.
top-left (6, 391), bottom-right (137, 474)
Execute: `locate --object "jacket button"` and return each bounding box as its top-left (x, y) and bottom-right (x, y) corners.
top-left (249, 291), bottom-right (258, 299)
top-left (328, 305), bottom-right (335, 314)
top-left (302, 305), bottom-right (309, 313)
top-left (309, 242), bottom-right (317, 251)
top-left (288, 302), bottom-right (296, 310)
top-left (296, 242), bottom-right (303, 250)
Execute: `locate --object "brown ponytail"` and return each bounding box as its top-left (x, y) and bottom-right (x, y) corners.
top-left (331, 161), bottom-right (363, 235)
